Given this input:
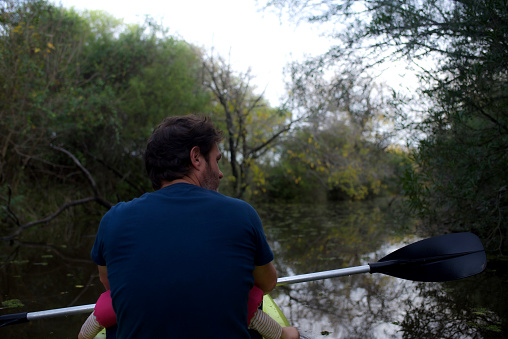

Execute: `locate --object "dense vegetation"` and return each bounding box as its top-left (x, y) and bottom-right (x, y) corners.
top-left (267, 0), bottom-right (508, 252)
top-left (1, 0), bottom-right (211, 242)
top-left (1, 0), bottom-right (506, 255)
top-left (1, 1), bottom-right (507, 337)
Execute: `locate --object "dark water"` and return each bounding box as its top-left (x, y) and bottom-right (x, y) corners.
top-left (1, 199), bottom-right (506, 338)
top-left (256, 201), bottom-right (507, 339)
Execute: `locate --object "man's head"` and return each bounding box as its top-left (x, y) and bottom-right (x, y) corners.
top-left (144, 115), bottom-right (223, 190)
top-left (198, 142), bottom-right (223, 192)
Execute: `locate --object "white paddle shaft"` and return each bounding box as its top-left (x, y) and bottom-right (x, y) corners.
top-left (277, 265), bottom-right (371, 285)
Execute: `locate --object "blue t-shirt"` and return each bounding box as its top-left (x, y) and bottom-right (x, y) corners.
top-left (91, 183), bottom-right (274, 339)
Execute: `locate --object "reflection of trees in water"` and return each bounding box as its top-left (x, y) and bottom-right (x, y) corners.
top-left (2, 201), bottom-right (504, 338)
top-left (278, 274), bottom-right (504, 338)
top-left (274, 255), bottom-right (505, 338)
top-left (259, 201), bottom-right (415, 338)
top-left (260, 202), bottom-right (505, 338)
top-left (401, 278), bottom-right (505, 338)
top-left (259, 200), bottom-right (407, 277)
top-left (0, 240), bottom-right (102, 338)
top-left (0, 241), bottom-right (100, 302)
top-left (273, 268), bottom-right (415, 338)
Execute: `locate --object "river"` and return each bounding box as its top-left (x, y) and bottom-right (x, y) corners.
top-left (1, 199), bottom-right (506, 338)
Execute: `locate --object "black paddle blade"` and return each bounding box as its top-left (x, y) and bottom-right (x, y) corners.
top-left (369, 232), bottom-right (487, 282)
top-left (0, 312), bottom-right (28, 327)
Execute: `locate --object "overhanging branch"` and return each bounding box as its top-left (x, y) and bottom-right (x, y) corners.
top-left (1, 196), bottom-right (97, 241)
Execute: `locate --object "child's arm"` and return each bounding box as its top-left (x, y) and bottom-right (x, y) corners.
top-left (247, 286), bottom-right (299, 339)
top-left (249, 308), bottom-right (282, 339)
top-left (249, 309), bottom-right (299, 339)
top-left (78, 312), bottom-right (104, 339)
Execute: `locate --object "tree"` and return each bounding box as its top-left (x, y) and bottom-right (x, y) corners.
top-left (265, 0), bottom-right (508, 252)
top-left (202, 55), bottom-right (296, 198)
top-left (122, 38), bottom-right (211, 148)
top-left (0, 0), bottom-right (211, 241)
top-left (265, 60), bottom-right (404, 202)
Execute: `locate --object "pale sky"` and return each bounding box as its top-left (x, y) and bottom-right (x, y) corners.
top-left (53, 0), bottom-right (333, 106)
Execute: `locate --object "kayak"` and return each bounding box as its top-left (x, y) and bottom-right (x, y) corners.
top-left (261, 294), bottom-right (290, 327)
top-left (93, 294), bottom-right (289, 338)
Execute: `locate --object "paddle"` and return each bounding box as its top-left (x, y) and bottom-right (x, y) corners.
top-left (0, 232), bottom-right (486, 327)
top-left (277, 232), bottom-right (486, 285)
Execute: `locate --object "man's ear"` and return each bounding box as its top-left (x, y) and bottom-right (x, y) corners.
top-left (189, 146), bottom-right (202, 170)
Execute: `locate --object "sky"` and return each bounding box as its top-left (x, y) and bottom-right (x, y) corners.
top-left (53, 0), bottom-right (334, 106)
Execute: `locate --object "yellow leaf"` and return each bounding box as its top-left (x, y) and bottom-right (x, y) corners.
top-left (34, 48), bottom-right (40, 53)
top-left (47, 42), bottom-right (55, 49)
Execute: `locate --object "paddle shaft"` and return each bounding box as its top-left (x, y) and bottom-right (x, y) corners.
top-left (1, 267), bottom-right (372, 327)
top-left (277, 265), bottom-right (370, 285)
top-left (0, 232), bottom-right (486, 327)
top-left (0, 304), bottom-right (95, 327)
top-left (27, 304), bottom-right (95, 320)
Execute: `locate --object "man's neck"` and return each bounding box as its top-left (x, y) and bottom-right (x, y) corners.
top-left (160, 176), bottom-right (198, 189)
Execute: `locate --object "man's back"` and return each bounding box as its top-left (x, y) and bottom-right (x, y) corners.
top-left (92, 183), bottom-right (273, 338)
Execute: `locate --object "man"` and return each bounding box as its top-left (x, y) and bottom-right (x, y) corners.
top-left (91, 115), bottom-right (278, 338)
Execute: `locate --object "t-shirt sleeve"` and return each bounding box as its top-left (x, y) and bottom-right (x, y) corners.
top-left (91, 211), bottom-right (111, 266)
top-left (248, 205), bottom-right (274, 266)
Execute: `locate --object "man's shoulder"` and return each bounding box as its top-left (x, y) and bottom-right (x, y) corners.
top-left (105, 186), bottom-right (256, 217)
top-left (102, 192), bottom-right (153, 218)
top-left (209, 190), bottom-right (255, 209)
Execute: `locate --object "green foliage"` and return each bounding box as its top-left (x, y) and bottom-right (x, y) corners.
top-left (203, 56), bottom-right (294, 198)
top-left (265, 122), bottom-right (407, 202)
top-left (267, 0), bottom-right (508, 252)
top-left (0, 0), bottom-right (211, 241)
top-left (1, 298), bottom-right (24, 308)
top-left (0, 1), bottom-right (108, 186)
top-left (399, 272), bottom-right (507, 338)
top-left (265, 145), bottom-right (325, 202)
top-left (264, 56), bottom-right (405, 202)
top-left (122, 38), bottom-right (211, 148)
top-left (396, 1), bottom-right (508, 251)
top-left (0, 0), bottom-right (413, 244)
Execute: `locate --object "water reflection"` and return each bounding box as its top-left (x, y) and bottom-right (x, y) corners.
top-left (255, 200), bottom-right (414, 338)
top-left (1, 199), bottom-right (505, 338)
top-left (0, 240), bottom-right (103, 338)
top-left (255, 201), bottom-right (506, 339)
top-left (399, 273), bottom-right (506, 338)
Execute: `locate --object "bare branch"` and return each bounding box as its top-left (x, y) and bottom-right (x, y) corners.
top-left (1, 196), bottom-right (97, 241)
top-left (1, 185), bottom-right (20, 226)
top-left (50, 144), bottom-right (112, 209)
top-left (50, 144), bottom-right (99, 194)
top-left (85, 149), bottom-right (146, 195)
top-left (12, 241), bottom-right (93, 264)
top-left (1, 145), bottom-right (114, 241)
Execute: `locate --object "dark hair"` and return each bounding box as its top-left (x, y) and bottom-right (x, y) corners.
top-left (144, 115), bottom-right (223, 190)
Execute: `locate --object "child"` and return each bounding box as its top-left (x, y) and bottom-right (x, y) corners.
top-left (77, 290), bottom-right (115, 339)
top-left (78, 286), bottom-right (299, 339)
